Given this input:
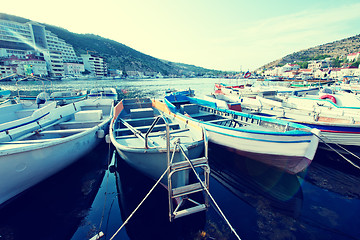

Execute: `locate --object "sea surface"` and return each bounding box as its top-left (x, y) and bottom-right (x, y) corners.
top-left (0, 78), bottom-right (360, 240)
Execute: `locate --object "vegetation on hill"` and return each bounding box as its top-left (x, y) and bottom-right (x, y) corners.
top-left (261, 34), bottom-right (360, 70)
top-left (0, 13), bottom-right (226, 77)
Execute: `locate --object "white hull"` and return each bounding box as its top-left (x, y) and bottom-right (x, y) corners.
top-left (203, 123), bottom-right (318, 174)
top-left (0, 125), bottom-right (106, 205)
top-left (0, 99), bottom-right (113, 206)
top-left (114, 142), bottom-right (203, 187)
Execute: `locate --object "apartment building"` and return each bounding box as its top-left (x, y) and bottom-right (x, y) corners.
top-left (63, 62), bottom-right (85, 76)
top-left (81, 54), bottom-right (107, 76)
top-left (0, 19), bottom-right (81, 77)
top-left (43, 50), bottom-right (64, 77)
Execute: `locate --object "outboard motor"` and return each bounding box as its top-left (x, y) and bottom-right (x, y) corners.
top-left (36, 92), bottom-right (50, 108)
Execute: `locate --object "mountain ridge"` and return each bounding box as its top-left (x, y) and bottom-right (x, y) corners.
top-left (0, 13), bottom-right (226, 77)
top-left (260, 34), bottom-right (360, 70)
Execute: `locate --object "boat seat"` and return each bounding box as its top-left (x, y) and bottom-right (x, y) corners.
top-left (191, 112), bottom-right (216, 119)
top-left (180, 104), bottom-right (199, 114)
top-left (40, 128), bottom-right (91, 135)
top-left (123, 116), bottom-right (165, 127)
top-left (130, 108), bottom-right (154, 119)
top-left (59, 120), bottom-right (103, 129)
top-left (75, 110), bottom-right (103, 121)
top-left (115, 128), bottom-right (190, 139)
top-left (123, 102), bottom-right (152, 111)
top-left (115, 123), bottom-right (180, 135)
top-left (207, 118), bottom-right (232, 124)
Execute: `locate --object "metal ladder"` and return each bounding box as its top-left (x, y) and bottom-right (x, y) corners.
top-left (167, 125), bottom-right (210, 222)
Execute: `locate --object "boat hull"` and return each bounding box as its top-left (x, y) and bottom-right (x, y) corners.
top-left (114, 142), bottom-right (204, 187)
top-left (0, 103), bottom-right (112, 206)
top-left (203, 123), bottom-right (318, 174)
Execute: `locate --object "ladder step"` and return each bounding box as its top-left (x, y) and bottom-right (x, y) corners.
top-left (173, 204), bottom-right (207, 219)
top-left (170, 157), bottom-right (208, 171)
top-left (172, 182), bottom-right (204, 198)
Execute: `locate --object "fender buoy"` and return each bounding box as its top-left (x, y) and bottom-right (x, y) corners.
top-left (244, 72), bottom-right (251, 78)
top-left (320, 94), bottom-right (337, 104)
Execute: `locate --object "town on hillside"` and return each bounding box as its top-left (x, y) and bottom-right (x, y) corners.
top-left (256, 53), bottom-right (360, 80)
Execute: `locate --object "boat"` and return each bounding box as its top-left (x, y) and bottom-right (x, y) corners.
top-left (0, 88), bottom-right (11, 99)
top-left (49, 90), bottom-right (87, 105)
top-left (275, 88), bottom-right (360, 117)
top-left (164, 94), bottom-right (320, 174)
top-left (0, 100), bottom-right (58, 142)
top-left (165, 88), bottom-right (195, 97)
top-left (0, 98), bottom-right (114, 206)
top-left (88, 87), bottom-right (118, 100)
top-left (205, 92), bottom-right (360, 148)
top-left (17, 89), bottom-right (88, 106)
top-left (109, 97), bottom-right (209, 220)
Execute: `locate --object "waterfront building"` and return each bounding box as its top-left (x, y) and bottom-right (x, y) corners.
top-left (0, 19), bottom-right (78, 77)
top-left (63, 62), bottom-right (85, 76)
top-left (81, 54), bottom-right (107, 76)
top-left (0, 64), bottom-right (15, 78)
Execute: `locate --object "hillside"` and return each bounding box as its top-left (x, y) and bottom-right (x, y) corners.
top-left (0, 13), bottom-right (225, 77)
top-left (261, 34), bottom-right (360, 70)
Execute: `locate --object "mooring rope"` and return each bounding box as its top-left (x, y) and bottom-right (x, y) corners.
top-left (177, 143), bottom-right (242, 240)
top-left (108, 165), bottom-right (170, 240)
top-left (314, 132), bottom-right (360, 170)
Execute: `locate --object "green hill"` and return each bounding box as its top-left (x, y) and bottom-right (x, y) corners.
top-left (260, 34), bottom-right (360, 70)
top-left (0, 13), bottom-right (225, 77)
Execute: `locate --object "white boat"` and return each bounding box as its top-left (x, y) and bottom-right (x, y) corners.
top-left (49, 90), bottom-right (87, 105)
top-left (276, 88), bottom-right (360, 117)
top-left (207, 93), bottom-right (360, 147)
top-left (0, 101), bottom-right (58, 142)
top-left (0, 98), bottom-right (114, 206)
top-left (18, 90), bottom-right (88, 106)
top-left (88, 87), bottom-right (118, 100)
top-left (110, 97), bottom-right (209, 220)
top-left (165, 94), bottom-right (320, 174)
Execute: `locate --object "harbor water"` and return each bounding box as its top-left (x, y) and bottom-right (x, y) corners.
top-left (0, 78), bottom-right (359, 240)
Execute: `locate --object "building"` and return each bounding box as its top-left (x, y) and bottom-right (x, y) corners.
top-left (308, 60), bottom-right (330, 69)
top-left (81, 54), bottom-right (107, 76)
top-left (43, 50), bottom-right (64, 77)
top-left (347, 52), bottom-right (360, 62)
top-left (0, 64), bottom-right (15, 78)
top-left (0, 19), bottom-right (78, 77)
top-left (63, 62), bottom-right (85, 76)
top-left (45, 31), bottom-right (78, 63)
top-left (281, 63), bottom-right (300, 72)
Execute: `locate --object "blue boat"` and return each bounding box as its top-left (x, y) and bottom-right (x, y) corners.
top-left (164, 93), bottom-right (320, 174)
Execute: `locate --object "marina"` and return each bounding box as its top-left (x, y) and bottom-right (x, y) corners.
top-left (0, 77), bottom-right (359, 239)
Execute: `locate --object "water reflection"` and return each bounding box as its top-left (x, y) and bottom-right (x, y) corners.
top-left (113, 154), bottom-right (207, 240)
top-left (302, 148), bottom-right (360, 199)
top-left (208, 143), bottom-right (303, 219)
top-left (0, 143), bottom-right (109, 240)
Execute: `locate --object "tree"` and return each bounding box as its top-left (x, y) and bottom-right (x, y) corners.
top-left (331, 57), bottom-right (342, 68)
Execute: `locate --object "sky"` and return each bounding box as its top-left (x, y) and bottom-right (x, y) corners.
top-left (2, 0), bottom-right (360, 71)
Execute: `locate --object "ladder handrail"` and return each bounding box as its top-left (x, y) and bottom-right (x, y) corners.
top-left (144, 114), bottom-right (170, 149)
